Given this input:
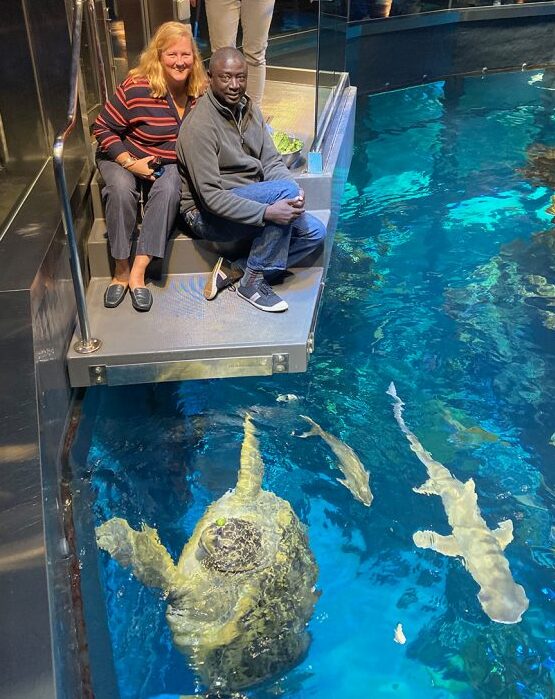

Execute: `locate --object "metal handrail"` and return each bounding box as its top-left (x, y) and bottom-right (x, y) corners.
top-left (53, 0), bottom-right (101, 354)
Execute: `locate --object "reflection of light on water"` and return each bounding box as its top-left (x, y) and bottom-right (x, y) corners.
top-left (528, 71), bottom-right (555, 91)
top-left (445, 192), bottom-right (526, 231)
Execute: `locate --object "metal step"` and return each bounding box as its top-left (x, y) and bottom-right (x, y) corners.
top-left (67, 266), bottom-right (324, 387)
top-left (87, 210), bottom-right (330, 278)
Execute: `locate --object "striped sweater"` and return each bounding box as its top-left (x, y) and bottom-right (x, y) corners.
top-left (92, 76), bottom-right (195, 162)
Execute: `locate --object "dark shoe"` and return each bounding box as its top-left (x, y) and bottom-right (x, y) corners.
top-left (204, 257), bottom-right (244, 300)
top-left (104, 283), bottom-right (127, 308)
top-left (237, 280), bottom-right (288, 312)
top-left (129, 287), bottom-right (153, 312)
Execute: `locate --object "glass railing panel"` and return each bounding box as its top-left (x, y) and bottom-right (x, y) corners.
top-left (263, 1), bottom-right (319, 164)
top-left (314, 0), bottom-right (348, 149)
top-left (96, 0), bottom-right (321, 160)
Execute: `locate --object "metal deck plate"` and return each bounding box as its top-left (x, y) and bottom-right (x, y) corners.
top-left (67, 267), bottom-right (324, 386)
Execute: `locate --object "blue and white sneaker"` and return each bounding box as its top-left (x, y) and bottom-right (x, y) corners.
top-left (204, 257), bottom-right (243, 300)
top-left (237, 280), bottom-right (288, 312)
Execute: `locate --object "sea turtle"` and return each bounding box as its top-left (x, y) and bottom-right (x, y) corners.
top-left (96, 414), bottom-right (319, 693)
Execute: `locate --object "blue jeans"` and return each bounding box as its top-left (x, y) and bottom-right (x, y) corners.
top-left (187, 180), bottom-right (325, 273)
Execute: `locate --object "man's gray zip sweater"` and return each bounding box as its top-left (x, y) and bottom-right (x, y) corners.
top-left (177, 89), bottom-right (294, 226)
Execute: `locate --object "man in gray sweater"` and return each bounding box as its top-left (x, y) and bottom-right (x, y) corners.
top-left (177, 48), bottom-right (325, 312)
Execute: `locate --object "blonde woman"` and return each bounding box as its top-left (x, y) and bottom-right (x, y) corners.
top-left (93, 22), bottom-right (207, 312)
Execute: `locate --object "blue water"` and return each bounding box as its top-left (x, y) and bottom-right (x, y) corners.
top-left (76, 70), bottom-right (555, 698)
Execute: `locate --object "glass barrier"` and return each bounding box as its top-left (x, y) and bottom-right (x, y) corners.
top-left (101, 0), bottom-right (321, 158)
top-left (349, 0), bottom-right (554, 22)
top-left (315, 0), bottom-right (348, 142)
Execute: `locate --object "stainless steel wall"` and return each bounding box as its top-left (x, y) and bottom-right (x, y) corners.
top-left (0, 0), bottom-right (93, 697)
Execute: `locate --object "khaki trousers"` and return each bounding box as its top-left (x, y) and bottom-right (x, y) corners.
top-left (205, 0), bottom-right (275, 106)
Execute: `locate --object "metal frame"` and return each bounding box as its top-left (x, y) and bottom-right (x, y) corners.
top-left (86, 0), bottom-right (109, 105)
top-left (52, 0), bottom-right (102, 355)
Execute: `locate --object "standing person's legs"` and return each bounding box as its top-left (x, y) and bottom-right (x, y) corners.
top-left (240, 0), bottom-right (276, 106)
top-left (205, 0), bottom-right (241, 51)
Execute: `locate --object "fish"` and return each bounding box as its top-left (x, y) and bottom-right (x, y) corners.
top-left (276, 394), bottom-right (299, 402)
top-left (393, 623), bottom-right (406, 644)
top-left (441, 408), bottom-right (508, 447)
top-left (298, 416), bottom-right (373, 507)
top-left (386, 382), bottom-right (529, 625)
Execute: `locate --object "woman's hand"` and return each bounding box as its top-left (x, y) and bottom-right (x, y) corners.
top-left (127, 156), bottom-right (156, 181)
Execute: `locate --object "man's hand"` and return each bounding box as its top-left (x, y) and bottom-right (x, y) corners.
top-left (289, 188), bottom-right (305, 209)
top-left (264, 200), bottom-right (304, 225)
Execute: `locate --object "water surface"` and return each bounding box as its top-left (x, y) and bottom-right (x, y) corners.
top-left (76, 70), bottom-right (555, 699)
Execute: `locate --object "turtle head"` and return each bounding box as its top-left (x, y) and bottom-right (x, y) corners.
top-left (198, 518), bottom-right (263, 573)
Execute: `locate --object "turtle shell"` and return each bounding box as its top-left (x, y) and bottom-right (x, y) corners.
top-left (198, 518), bottom-right (263, 573)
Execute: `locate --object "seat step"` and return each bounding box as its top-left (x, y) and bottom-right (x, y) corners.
top-left (87, 210), bottom-right (331, 278)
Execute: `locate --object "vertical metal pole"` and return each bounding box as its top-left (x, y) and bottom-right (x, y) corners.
top-left (87, 0), bottom-right (109, 104)
top-left (193, 0), bottom-right (203, 37)
top-left (308, 1), bottom-right (324, 174)
top-left (53, 0), bottom-right (101, 354)
top-left (314, 1), bottom-right (321, 145)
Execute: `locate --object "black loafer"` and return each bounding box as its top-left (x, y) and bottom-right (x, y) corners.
top-left (129, 287), bottom-right (153, 312)
top-left (104, 283), bottom-right (127, 308)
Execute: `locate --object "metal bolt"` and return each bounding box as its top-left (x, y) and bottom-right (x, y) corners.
top-left (95, 366), bottom-right (102, 374)
top-left (96, 376), bottom-right (103, 383)
top-left (275, 354), bottom-right (285, 363)
top-left (275, 364), bottom-right (285, 373)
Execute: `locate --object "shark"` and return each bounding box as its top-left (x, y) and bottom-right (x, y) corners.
top-left (298, 415), bottom-right (373, 507)
top-left (386, 382), bottom-right (529, 624)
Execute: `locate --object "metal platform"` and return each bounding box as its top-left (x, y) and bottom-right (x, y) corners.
top-left (67, 265), bottom-right (325, 386)
top-left (67, 77), bottom-right (356, 387)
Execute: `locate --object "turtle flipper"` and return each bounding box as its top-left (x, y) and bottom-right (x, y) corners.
top-left (96, 517), bottom-right (180, 594)
top-left (235, 413), bottom-right (264, 499)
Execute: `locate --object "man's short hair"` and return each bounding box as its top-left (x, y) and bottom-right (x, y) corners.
top-left (209, 47), bottom-right (247, 74)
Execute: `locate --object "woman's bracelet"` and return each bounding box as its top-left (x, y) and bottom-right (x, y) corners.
top-left (120, 156), bottom-right (136, 169)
